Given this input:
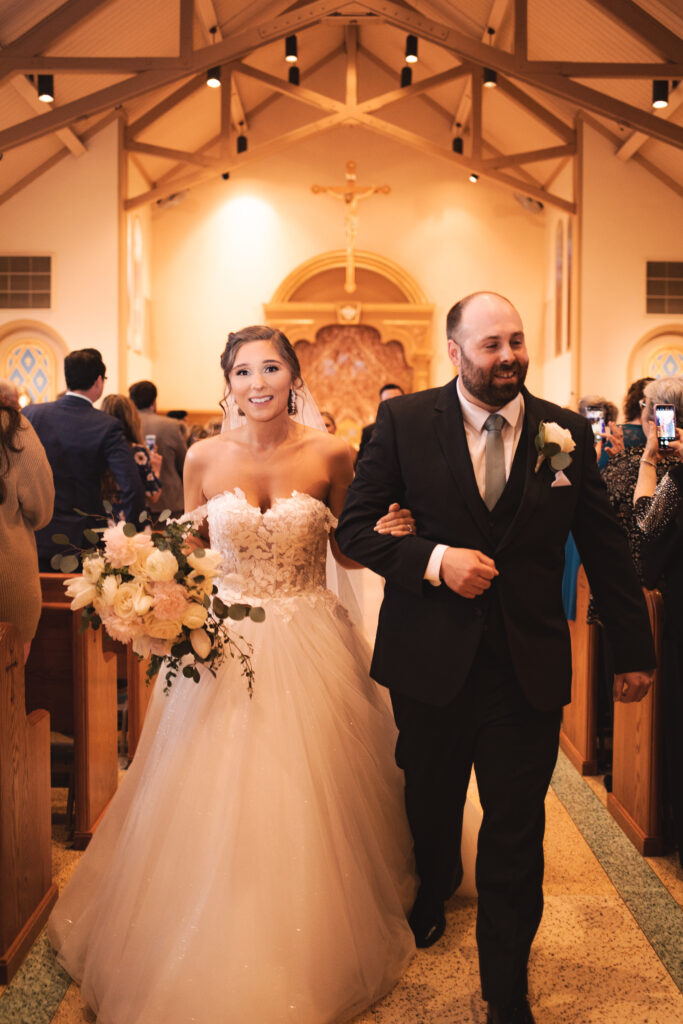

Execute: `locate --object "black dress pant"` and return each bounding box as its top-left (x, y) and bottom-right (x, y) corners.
top-left (390, 643), bottom-right (562, 1003)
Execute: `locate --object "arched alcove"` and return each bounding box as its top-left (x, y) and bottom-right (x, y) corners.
top-left (0, 320), bottom-right (69, 403)
top-left (627, 324), bottom-right (683, 383)
top-left (264, 251), bottom-right (434, 446)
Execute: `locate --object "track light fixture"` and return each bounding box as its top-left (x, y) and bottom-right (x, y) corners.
top-left (237, 133), bottom-right (248, 154)
top-left (452, 136), bottom-right (463, 155)
top-left (285, 34), bottom-right (298, 63)
top-left (483, 67), bottom-right (497, 88)
top-left (206, 66), bottom-right (221, 88)
top-left (400, 66), bottom-right (412, 88)
top-left (405, 34), bottom-right (418, 64)
top-left (468, 172), bottom-right (479, 183)
top-left (288, 65), bottom-right (300, 86)
top-left (37, 74), bottom-right (54, 102)
top-left (652, 80), bottom-right (669, 108)
top-left (222, 172), bottom-right (230, 180)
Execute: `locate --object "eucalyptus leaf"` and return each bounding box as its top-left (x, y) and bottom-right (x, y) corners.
top-left (202, 593), bottom-right (211, 609)
top-left (158, 509), bottom-right (172, 522)
top-left (122, 522), bottom-right (137, 538)
top-left (60, 554), bottom-right (80, 573)
top-left (192, 547), bottom-right (205, 558)
top-left (103, 500), bottom-right (113, 513)
top-left (73, 508), bottom-right (89, 516)
top-left (51, 532), bottom-right (70, 545)
top-left (182, 665), bottom-right (195, 678)
top-left (542, 442), bottom-right (560, 458)
top-left (50, 553), bottom-right (63, 570)
top-left (249, 606), bottom-right (266, 623)
top-left (550, 451), bottom-right (572, 471)
top-left (213, 596), bottom-right (228, 618)
top-left (192, 667), bottom-right (200, 682)
top-left (83, 528), bottom-right (100, 545)
top-left (138, 510), bottom-right (149, 523)
top-left (228, 603), bottom-right (247, 621)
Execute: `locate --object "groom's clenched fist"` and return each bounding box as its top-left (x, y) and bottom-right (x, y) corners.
top-left (440, 547), bottom-right (498, 598)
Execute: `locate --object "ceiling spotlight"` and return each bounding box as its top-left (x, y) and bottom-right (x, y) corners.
top-left (452, 136), bottom-right (463, 154)
top-left (221, 172), bottom-right (230, 180)
top-left (285, 34), bottom-right (298, 63)
top-left (468, 172), bottom-right (479, 183)
top-left (405, 34), bottom-right (418, 64)
top-left (400, 66), bottom-right (412, 88)
top-left (483, 67), bottom-right (497, 88)
top-left (37, 74), bottom-right (54, 103)
top-left (237, 133), bottom-right (248, 154)
top-left (206, 66), bottom-right (221, 88)
top-left (652, 80), bottom-right (669, 108)
top-left (288, 65), bottom-right (300, 86)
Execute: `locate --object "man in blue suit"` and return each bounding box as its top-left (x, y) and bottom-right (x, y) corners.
top-left (24, 348), bottom-right (145, 570)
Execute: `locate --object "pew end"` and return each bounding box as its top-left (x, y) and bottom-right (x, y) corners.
top-left (561, 566), bottom-right (599, 775)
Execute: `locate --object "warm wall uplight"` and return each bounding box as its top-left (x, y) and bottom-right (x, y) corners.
top-left (37, 74), bottom-right (54, 102)
top-left (652, 80), bottom-right (669, 108)
top-left (400, 66), bottom-right (412, 88)
top-left (206, 66), bottom-right (221, 88)
top-left (405, 35), bottom-right (418, 63)
top-left (285, 35), bottom-right (298, 63)
top-left (469, 173), bottom-right (479, 183)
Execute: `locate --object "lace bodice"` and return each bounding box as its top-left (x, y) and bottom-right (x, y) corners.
top-left (207, 489), bottom-right (337, 601)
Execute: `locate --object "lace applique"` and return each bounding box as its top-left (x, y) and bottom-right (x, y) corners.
top-left (207, 489), bottom-right (337, 601)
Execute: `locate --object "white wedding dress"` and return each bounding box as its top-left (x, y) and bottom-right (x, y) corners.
top-left (48, 489), bottom-right (425, 1024)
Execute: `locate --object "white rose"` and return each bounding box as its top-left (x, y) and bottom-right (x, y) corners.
top-left (182, 602), bottom-right (209, 629)
top-left (543, 421), bottom-right (576, 454)
top-left (64, 576), bottom-right (97, 611)
top-left (145, 615), bottom-right (184, 640)
top-left (187, 548), bottom-right (223, 575)
top-left (190, 627), bottom-right (212, 659)
top-left (113, 581), bottom-right (149, 620)
top-left (145, 549), bottom-right (179, 582)
top-left (82, 555), bottom-right (105, 584)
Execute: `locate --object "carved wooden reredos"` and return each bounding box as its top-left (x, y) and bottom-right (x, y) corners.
top-left (264, 251), bottom-right (434, 446)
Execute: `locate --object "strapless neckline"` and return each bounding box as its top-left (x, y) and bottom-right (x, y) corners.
top-left (207, 487), bottom-right (328, 516)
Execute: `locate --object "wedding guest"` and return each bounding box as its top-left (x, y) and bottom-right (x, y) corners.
top-left (129, 380), bottom-right (187, 517)
top-left (167, 409), bottom-right (190, 442)
top-left (0, 401), bottom-right (54, 663)
top-left (358, 383), bottom-right (405, 461)
top-left (101, 394), bottom-right (162, 517)
top-left (320, 410), bottom-right (337, 434)
top-left (634, 393), bottom-right (683, 866)
top-left (0, 378), bottom-right (21, 410)
top-left (337, 291), bottom-right (654, 1024)
top-left (24, 349), bottom-right (144, 570)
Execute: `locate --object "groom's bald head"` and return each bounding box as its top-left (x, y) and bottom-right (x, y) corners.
top-left (446, 292), bottom-right (519, 348)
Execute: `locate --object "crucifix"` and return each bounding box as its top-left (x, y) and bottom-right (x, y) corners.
top-left (312, 161), bottom-right (390, 293)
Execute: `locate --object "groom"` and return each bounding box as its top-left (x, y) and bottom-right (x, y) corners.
top-left (336, 292), bottom-right (655, 1024)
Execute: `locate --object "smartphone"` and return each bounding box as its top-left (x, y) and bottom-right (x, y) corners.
top-left (585, 407), bottom-right (605, 441)
top-left (145, 433), bottom-right (156, 451)
top-left (654, 404), bottom-right (676, 450)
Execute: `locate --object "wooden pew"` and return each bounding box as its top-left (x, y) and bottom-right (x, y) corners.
top-left (102, 637), bottom-right (156, 759)
top-left (25, 574), bottom-right (118, 850)
top-left (561, 565), bottom-right (599, 775)
top-left (607, 588), bottom-right (663, 855)
top-left (0, 622), bottom-right (58, 984)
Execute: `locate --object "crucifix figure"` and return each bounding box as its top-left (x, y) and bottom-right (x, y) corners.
top-left (312, 161), bottom-right (390, 293)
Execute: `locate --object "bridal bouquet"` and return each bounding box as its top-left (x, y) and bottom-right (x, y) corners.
top-left (59, 512), bottom-right (262, 696)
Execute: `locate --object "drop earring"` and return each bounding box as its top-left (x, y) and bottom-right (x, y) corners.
top-left (288, 388), bottom-right (297, 415)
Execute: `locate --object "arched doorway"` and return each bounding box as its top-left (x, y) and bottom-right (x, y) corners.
top-left (264, 250), bottom-right (433, 447)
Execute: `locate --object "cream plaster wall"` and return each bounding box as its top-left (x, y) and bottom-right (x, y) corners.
top-left (150, 126), bottom-right (548, 411)
top-left (0, 119), bottom-right (121, 391)
top-left (579, 121), bottom-right (683, 409)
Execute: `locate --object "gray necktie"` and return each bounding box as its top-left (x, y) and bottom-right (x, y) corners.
top-left (483, 413), bottom-right (506, 510)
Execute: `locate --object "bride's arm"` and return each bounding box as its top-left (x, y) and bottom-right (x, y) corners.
top-left (183, 442), bottom-right (210, 543)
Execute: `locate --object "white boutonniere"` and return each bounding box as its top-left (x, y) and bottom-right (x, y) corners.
top-left (535, 421), bottom-right (575, 487)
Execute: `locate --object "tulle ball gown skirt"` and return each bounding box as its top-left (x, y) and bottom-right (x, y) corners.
top-left (47, 594), bottom-right (417, 1024)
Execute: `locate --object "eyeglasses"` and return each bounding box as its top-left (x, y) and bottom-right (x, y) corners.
top-left (639, 398), bottom-right (647, 408)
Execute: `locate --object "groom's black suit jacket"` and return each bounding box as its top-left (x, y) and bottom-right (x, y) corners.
top-left (336, 380), bottom-right (655, 711)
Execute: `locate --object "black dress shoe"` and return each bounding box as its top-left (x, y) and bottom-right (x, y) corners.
top-left (408, 889), bottom-right (446, 948)
top-left (486, 997), bottom-right (536, 1024)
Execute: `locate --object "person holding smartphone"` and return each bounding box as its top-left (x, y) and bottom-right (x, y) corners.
top-left (634, 375), bottom-right (683, 868)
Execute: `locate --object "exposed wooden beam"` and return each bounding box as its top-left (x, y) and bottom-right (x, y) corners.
top-left (358, 0), bottom-right (683, 148)
top-left (541, 155), bottom-right (572, 191)
top-left (0, 0), bottom-right (109, 60)
top-left (471, 66), bottom-right (482, 160)
top-left (10, 70), bottom-right (86, 156)
top-left (482, 143), bottom-right (576, 169)
top-left (495, 77), bottom-right (574, 144)
top-left (345, 25), bottom-right (358, 107)
top-left (514, 0), bottom-right (527, 66)
top-left (194, 0), bottom-right (249, 134)
top-left (582, 113), bottom-right (683, 199)
top-left (450, 0), bottom-right (509, 133)
top-left (350, 109), bottom-right (576, 212)
top-left (127, 76), bottom-right (204, 138)
top-left (179, 0), bottom-right (195, 63)
top-left (129, 153), bottom-right (153, 189)
top-left (221, 69), bottom-right (233, 158)
top-left (518, 61), bottom-right (683, 78)
top-left (245, 44), bottom-right (345, 124)
top-left (357, 64), bottom-right (473, 115)
top-left (583, 0), bottom-right (683, 64)
top-left (0, 56), bottom-right (187, 74)
top-left (126, 140), bottom-right (217, 167)
top-left (222, 0), bottom-right (297, 36)
top-left (359, 45), bottom-right (454, 127)
top-left (617, 81), bottom-right (683, 161)
top-left (125, 111), bottom-right (347, 210)
top-left (234, 62), bottom-right (345, 114)
top-left (0, 0), bottom-right (347, 154)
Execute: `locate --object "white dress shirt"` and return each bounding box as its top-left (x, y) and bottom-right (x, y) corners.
top-left (424, 379), bottom-right (525, 585)
top-left (65, 391), bottom-right (94, 404)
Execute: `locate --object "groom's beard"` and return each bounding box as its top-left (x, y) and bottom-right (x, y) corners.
top-left (458, 350), bottom-right (528, 408)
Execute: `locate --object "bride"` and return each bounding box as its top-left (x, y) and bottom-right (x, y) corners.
top-left (48, 325), bottom-right (428, 1024)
